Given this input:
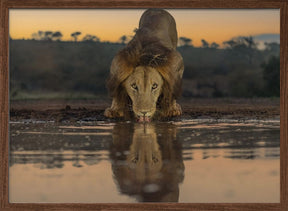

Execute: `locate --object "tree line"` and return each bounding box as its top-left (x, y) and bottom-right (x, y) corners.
top-left (31, 30), bottom-right (101, 42)
top-left (26, 30), bottom-right (279, 51)
top-left (9, 34), bottom-right (280, 99)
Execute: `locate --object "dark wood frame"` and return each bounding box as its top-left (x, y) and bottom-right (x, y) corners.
top-left (1, 0), bottom-right (287, 210)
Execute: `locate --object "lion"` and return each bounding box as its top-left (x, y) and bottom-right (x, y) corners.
top-left (105, 9), bottom-right (184, 122)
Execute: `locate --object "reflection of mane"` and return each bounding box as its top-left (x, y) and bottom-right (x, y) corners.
top-left (109, 123), bottom-right (184, 202)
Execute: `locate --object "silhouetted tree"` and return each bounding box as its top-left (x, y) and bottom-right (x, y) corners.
top-left (31, 30), bottom-right (59, 41)
top-left (242, 36), bottom-right (257, 64)
top-left (179, 37), bottom-right (192, 47)
top-left (201, 39), bottom-right (209, 48)
top-left (52, 31), bottom-right (63, 41)
top-left (44, 31), bottom-right (53, 41)
top-left (243, 36), bottom-right (257, 49)
top-left (71, 32), bottom-right (81, 42)
top-left (223, 36), bottom-right (257, 50)
top-left (31, 30), bottom-right (44, 40)
top-left (119, 35), bottom-right (128, 44)
top-left (38, 31), bottom-right (44, 39)
top-left (82, 34), bottom-right (100, 42)
top-left (223, 36), bottom-right (258, 64)
top-left (210, 42), bottom-right (219, 49)
top-left (223, 39), bottom-right (237, 49)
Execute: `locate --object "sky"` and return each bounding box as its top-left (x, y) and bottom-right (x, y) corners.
top-left (9, 9), bottom-right (280, 47)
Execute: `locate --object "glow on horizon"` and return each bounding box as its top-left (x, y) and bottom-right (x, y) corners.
top-left (9, 9), bottom-right (280, 46)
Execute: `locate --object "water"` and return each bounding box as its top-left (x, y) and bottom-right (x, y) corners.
top-left (9, 119), bottom-right (280, 203)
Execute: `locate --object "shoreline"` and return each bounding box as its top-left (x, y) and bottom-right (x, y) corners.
top-left (9, 98), bottom-right (280, 122)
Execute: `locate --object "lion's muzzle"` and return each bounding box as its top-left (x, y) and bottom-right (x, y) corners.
top-left (135, 109), bottom-right (155, 123)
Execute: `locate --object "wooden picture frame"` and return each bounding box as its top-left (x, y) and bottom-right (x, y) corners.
top-left (1, 0), bottom-right (287, 210)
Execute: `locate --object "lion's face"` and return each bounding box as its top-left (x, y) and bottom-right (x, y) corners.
top-left (123, 66), bottom-right (163, 122)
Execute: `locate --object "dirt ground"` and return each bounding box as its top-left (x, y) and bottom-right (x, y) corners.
top-left (9, 98), bottom-right (280, 122)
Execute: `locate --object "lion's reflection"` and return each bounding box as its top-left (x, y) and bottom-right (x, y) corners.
top-left (109, 123), bottom-right (184, 202)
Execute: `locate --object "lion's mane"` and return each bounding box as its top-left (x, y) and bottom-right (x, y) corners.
top-left (106, 29), bottom-right (183, 118)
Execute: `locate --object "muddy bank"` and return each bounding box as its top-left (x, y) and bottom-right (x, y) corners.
top-left (10, 98), bottom-right (280, 122)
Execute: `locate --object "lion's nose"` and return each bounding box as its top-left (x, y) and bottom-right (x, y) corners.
top-left (141, 111), bottom-right (147, 116)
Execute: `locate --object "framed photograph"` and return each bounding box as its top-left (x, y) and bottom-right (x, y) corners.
top-left (1, 0), bottom-right (287, 210)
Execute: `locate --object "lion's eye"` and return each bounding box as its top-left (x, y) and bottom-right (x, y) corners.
top-left (152, 83), bottom-right (158, 90)
top-left (131, 83), bottom-right (138, 90)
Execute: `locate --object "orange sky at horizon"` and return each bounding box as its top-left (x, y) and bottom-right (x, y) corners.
top-left (9, 9), bottom-right (280, 47)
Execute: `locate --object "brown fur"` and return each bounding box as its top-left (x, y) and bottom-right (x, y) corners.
top-left (109, 123), bottom-right (184, 202)
top-left (105, 9), bottom-right (184, 120)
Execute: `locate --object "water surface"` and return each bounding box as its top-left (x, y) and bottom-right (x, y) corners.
top-left (9, 119), bottom-right (280, 203)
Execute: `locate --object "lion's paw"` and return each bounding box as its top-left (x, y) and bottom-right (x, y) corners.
top-left (104, 108), bottom-right (124, 118)
top-left (167, 103), bottom-right (182, 117)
